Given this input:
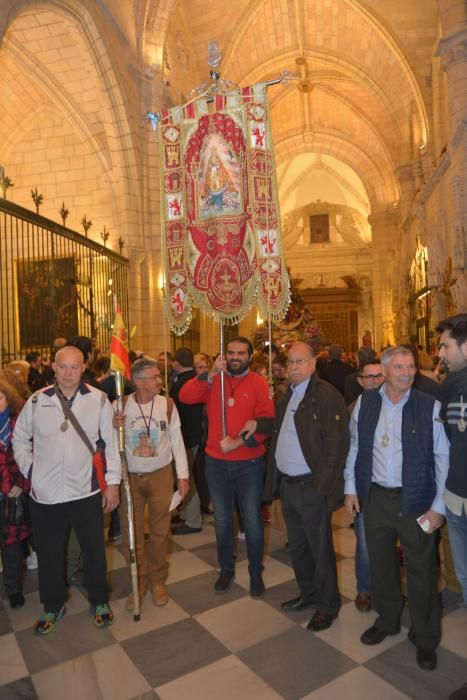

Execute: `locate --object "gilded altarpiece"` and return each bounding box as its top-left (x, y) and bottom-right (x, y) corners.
top-left (301, 288), bottom-right (359, 351)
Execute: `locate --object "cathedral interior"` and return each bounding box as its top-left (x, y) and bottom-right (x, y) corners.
top-left (0, 2), bottom-right (466, 699)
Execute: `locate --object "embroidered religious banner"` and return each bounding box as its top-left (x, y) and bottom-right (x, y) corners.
top-left (159, 84), bottom-right (289, 334)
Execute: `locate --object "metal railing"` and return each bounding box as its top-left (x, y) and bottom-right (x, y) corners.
top-left (0, 199), bottom-right (129, 363)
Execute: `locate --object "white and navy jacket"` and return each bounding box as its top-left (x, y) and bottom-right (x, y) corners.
top-left (13, 383), bottom-right (121, 504)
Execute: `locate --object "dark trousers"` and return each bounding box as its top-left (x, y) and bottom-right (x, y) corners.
top-left (280, 475), bottom-right (340, 616)
top-left (1, 540), bottom-right (24, 595)
top-left (363, 484), bottom-right (440, 650)
top-left (29, 493), bottom-right (109, 613)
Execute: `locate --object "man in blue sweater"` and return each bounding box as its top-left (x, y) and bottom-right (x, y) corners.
top-left (344, 346), bottom-right (449, 671)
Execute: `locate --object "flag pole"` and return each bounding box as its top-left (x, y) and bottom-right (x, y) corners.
top-left (110, 297), bottom-right (140, 621)
top-left (114, 370), bottom-right (140, 622)
top-left (219, 318), bottom-right (226, 438)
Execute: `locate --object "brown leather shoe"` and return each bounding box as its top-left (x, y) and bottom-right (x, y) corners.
top-left (355, 592), bottom-right (372, 612)
top-left (152, 584), bottom-right (169, 607)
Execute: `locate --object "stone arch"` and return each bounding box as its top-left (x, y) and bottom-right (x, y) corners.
top-left (274, 132), bottom-right (399, 211)
top-left (1, 0), bottom-right (142, 239)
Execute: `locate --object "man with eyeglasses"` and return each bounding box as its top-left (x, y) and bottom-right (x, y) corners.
top-left (242, 341), bottom-right (350, 631)
top-left (113, 358), bottom-right (189, 609)
top-left (347, 358), bottom-right (385, 612)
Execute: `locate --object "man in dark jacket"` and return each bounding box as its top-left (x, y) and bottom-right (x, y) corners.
top-left (243, 341), bottom-right (350, 631)
top-left (319, 344), bottom-right (354, 397)
top-left (170, 347), bottom-right (204, 534)
top-left (344, 346), bottom-right (449, 671)
top-left (437, 314), bottom-right (467, 608)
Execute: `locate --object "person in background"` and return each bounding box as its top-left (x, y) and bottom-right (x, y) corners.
top-left (347, 358), bottom-right (386, 612)
top-left (170, 347), bottom-right (204, 535)
top-left (26, 352), bottom-right (47, 393)
top-left (344, 346), bottom-right (378, 406)
top-left (0, 378), bottom-right (29, 609)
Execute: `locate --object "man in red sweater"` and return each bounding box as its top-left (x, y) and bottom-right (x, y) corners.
top-left (179, 337), bottom-right (274, 597)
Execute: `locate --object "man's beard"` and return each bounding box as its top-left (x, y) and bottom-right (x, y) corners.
top-left (227, 359), bottom-right (250, 375)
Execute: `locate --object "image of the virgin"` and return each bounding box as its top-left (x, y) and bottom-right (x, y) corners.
top-left (132, 431), bottom-right (157, 458)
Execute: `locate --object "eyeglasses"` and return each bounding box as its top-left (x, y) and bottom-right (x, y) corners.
top-left (286, 358), bottom-right (312, 367)
top-left (359, 373), bottom-right (384, 381)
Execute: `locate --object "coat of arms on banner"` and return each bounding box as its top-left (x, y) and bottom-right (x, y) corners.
top-left (159, 85), bottom-right (289, 334)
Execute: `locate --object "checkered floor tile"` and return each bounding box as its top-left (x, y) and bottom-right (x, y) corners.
top-left (1, 509), bottom-right (466, 700)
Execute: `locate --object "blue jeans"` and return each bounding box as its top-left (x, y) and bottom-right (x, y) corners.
top-left (205, 456), bottom-right (264, 577)
top-left (445, 505), bottom-right (467, 606)
top-left (354, 511), bottom-right (372, 593)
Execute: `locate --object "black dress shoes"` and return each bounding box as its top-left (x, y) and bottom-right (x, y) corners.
top-left (250, 574), bottom-right (266, 599)
top-left (214, 571), bottom-right (234, 594)
top-left (360, 625), bottom-right (398, 645)
top-left (281, 596), bottom-right (315, 612)
top-left (9, 592), bottom-right (25, 608)
top-left (171, 523), bottom-right (202, 535)
top-left (416, 648), bottom-right (437, 671)
top-left (307, 610), bottom-right (336, 631)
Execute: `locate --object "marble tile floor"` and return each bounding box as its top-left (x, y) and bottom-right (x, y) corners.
top-left (1, 509), bottom-right (466, 700)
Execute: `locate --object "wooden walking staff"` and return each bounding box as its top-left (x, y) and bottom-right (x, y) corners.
top-left (114, 371), bottom-right (140, 621)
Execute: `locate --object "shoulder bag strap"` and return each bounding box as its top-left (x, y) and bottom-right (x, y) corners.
top-left (55, 390), bottom-right (95, 456)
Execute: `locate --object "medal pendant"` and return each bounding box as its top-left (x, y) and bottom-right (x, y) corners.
top-left (227, 397), bottom-right (235, 407)
top-left (458, 418), bottom-right (466, 432)
top-left (381, 433), bottom-right (389, 447)
top-left (60, 420), bottom-right (69, 432)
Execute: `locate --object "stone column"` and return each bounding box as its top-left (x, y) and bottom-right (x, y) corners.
top-left (437, 0), bottom-right (467, 132)
top-left (368, 209), bottom-right (399, 350)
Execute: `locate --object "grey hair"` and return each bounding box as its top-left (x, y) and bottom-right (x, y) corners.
top-left (380, 346), bottom-right (414, 367)
top-left (131, 358), bottom-right (160, 379)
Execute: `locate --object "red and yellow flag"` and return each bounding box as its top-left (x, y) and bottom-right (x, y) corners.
top-left (110, 308), bottom-right (131, 379)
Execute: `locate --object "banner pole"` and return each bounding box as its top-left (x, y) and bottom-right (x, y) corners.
top-left (114, 370), bottom-right (140, 622)
top-left (219, 318), bottom-right (226, 437)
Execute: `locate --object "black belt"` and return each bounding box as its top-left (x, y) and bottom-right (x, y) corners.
top-left (372, 482), bottom-right (402, 495)
top-left (282, 472), bottom-right (313, 483)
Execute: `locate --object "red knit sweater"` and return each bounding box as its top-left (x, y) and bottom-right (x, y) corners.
top-left (179, 371), bottom-right (274, 461)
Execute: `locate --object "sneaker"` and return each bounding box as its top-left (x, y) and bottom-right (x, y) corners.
top-left (33, 607), bottom-right (65, 635)
top-left (27, 551), bottom-right (38, 570)
top-left (214, 571), bottom-right (234, 594)
top-left (90, 603), bottom-right (114, 628)
top-left (250, 574), bottom-right (266, 598)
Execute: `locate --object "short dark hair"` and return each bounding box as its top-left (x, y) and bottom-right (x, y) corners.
top-left (174, 347), bottom-right (194, 368)
top-left (228, 336), bottom-right (253, 356)
top-left (436, 314), bottom-right (467, 346)
top-left (26, 351), bottom-right (40, 364)
top-left (358, 358), bottom-right (381, 373)
top-left (67, 336), bottom-right (93, 362)
top-left (272, 352), bottom-right (287, 368)
top-left (95, 356), bottom-right (110, 374)
top-left (357, 346), bottom-right (377, 365)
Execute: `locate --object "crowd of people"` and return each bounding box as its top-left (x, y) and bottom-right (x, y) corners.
top-left (0, 316), bottom-right (466, 694)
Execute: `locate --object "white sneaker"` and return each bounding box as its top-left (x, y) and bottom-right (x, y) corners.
top-left (27, 551), bottom-right (38, 570)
